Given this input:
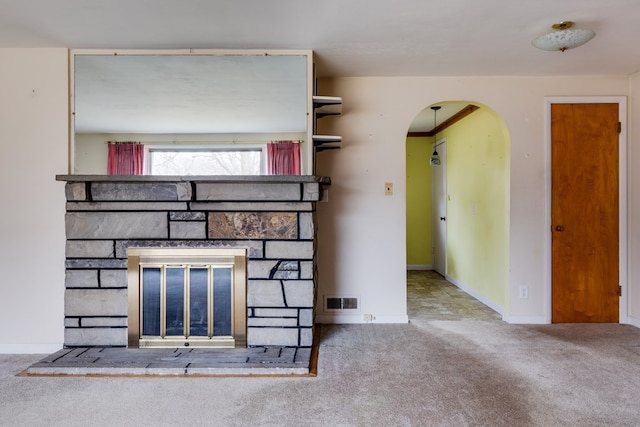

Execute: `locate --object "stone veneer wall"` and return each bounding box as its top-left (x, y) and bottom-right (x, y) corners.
top-left (57, 175), bottom-right (329, 349)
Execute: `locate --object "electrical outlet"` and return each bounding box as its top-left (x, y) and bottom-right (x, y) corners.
top-left (363, 314), bottom-right (375, 322)
top-left (519, 285), bottom-right (528, 299)
top-left (384, 182), bottom-right (393, 196)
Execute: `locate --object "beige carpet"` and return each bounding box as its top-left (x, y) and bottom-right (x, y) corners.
top-left (2, 275), bottom-right (640, 426)
top-left (3, 321), bottom-right (640, 426)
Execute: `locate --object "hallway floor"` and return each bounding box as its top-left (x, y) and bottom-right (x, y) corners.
top-left (407, 270), bottom-right (502, 322)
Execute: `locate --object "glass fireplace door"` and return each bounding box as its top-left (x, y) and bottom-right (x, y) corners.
top-left (128, 248), bottom-right (246, 348)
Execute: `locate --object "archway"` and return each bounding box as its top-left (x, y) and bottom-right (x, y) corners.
top-left (405, 101), bottom-right (511, 319)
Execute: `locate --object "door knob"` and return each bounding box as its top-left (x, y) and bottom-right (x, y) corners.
top-left (440, 217), bottom-right (446, 221)
top-left (555, 225), bottom-right (564, 232)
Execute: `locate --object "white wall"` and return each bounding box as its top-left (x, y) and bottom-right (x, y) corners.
top-left (0, 49), bottom-right (637, 351)
top-left (628, 72), bottom-right (640, 328)
top-left (0, 49), bottom-right (68, 352)
top-left (315, 75), bottom-right (633, 324)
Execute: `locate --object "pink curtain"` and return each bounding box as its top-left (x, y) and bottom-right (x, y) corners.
top-left (107, 143), bottom-right (145, 175)
top-left (267, 142), bottom-right (301, 175)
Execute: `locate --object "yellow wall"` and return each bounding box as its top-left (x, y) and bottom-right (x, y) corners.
top-left (443, 106), bottom-right (509, 308)
top-left (406, 136), bottom-right (432, 267)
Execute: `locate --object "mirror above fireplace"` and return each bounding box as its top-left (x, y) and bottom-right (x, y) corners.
top-left (70, 49), bottom-right (314, 175)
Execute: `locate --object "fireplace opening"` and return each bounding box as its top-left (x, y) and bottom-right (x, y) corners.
top-left (127, 248), bottom-right (247, 348)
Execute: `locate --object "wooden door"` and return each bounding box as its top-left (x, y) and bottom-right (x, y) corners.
top-left (551, 103), bottom-right (619, 323)
top-left (432, 141), bottom-right (447, 276)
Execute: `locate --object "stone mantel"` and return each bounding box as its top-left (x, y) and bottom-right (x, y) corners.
top-left (56, 175), bottom-right (331, 185)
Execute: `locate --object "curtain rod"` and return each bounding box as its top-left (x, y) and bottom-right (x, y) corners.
top-left (104, 140), bottom-right (303, 144)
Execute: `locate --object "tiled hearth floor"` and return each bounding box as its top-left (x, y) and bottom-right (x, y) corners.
top-left (23, 270), bottom-right (498, 377)
top-left (407, 270), bottom-right (502, 322)
top-left (23, 346), bottom-right (314, 377)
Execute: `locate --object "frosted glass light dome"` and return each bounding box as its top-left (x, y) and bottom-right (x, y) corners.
top-left (532, 21), bottom-right (596, 52)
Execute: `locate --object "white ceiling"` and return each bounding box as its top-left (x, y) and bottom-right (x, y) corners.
top-left (3, 0), bottom-right (639, 133)
top-left (3, 0), bottom-right (639, 77)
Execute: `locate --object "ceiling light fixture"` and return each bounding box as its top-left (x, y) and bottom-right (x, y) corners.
top-left (532, 21), bottom-right (596, 52)
top-left (430, 106), bottom-right (441, 166)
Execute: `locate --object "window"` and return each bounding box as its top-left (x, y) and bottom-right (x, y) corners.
top-left (147, 146), bottom-right (264, 175)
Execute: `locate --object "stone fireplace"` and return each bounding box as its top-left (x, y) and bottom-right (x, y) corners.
top-left (56, 175), bottom-right (329, 350)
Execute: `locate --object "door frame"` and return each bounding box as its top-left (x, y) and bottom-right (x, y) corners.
top-left (432, 137), bottom-right (447, 275)
top-left (544, 96), bottom-right (628, 323)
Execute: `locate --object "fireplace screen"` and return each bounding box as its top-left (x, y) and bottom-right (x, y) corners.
top-left (128, 248), bottom-right (246, 348)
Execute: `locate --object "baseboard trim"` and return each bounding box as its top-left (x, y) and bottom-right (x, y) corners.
top-left (626, 315), bottom-right (640, 328)
top-left (407, 265), bottom-right (432, 271)
top-left (501, 315), bottom-right (549, 324)
top-left (0, 343), bottom-right (63, 354)
top-left (315, 314), bottom-right (409, 324)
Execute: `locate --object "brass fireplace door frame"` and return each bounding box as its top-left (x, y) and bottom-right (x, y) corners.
top-left (127, 247), bottom-right (247, 348)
